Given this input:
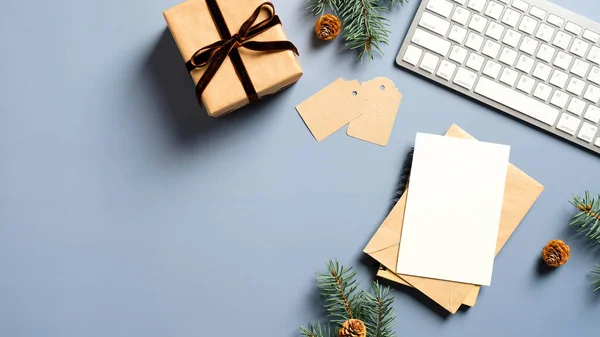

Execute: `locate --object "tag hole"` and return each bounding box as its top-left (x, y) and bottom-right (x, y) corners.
top-left (352, 91), bottom-right (358, 96)
top-left (380, 85), bottom-right (385, 90)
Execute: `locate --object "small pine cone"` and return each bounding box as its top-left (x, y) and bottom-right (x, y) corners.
top-left (542, 240), bottom-right (570, 267)
top-left (338, 319), bottom-right (366, 337)
top-left (315, 14), bottom-right (342, 41)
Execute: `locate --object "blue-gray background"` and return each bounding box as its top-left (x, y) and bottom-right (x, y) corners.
top-left (1, 0), bottom-right (599, 336)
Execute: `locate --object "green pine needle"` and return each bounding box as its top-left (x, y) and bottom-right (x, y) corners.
top-left (317, 260), bottom-right (362, 325)
top-left (306, 0), bottom-right (409, 61)
top-left (591, 264), bottom-right (600, 292)
top-left (569, 191), bottom-right (600, 291)
top-left (300, 322), bottom-right (334, 337)
top-left (363, 282), bottom-right (396, 337)
top-left (569, 191), bottom-right (600, 244)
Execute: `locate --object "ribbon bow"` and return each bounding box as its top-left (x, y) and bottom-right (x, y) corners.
top-left (185, 1), bottom-right (299, 106)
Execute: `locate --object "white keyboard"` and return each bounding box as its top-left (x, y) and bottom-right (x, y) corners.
top-left (396, 0), bottom-right (600, 155)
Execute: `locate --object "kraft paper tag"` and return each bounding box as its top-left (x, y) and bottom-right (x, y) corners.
top-left (296, 78), bottom-right (364, 142)
top-left (347, 77), bottom-right (402, 146)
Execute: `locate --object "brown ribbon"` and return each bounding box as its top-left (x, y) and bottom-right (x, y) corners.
top-left (186, 1), bottom-right (299, 106)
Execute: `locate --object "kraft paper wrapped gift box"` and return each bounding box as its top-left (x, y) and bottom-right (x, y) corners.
top-left (163, 0), bottom-right (303, 117)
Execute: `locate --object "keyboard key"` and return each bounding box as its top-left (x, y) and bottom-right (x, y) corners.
top-left (533, 62), bottom-right (552, 81)
top-left (589, 66), bottom-right (600, 84)
top-left (571, 59), bottom-right (590, 78)
top-left (536, 45), bottom-right (556, 63)
top-left (474, 77), bottom-right (560, 125)
top-left (516, 55), bottom-right (535, 73)
top-left (453, 67), bottom-right (478, 90)
top-left (403, 45), bottom-right (423, 65)
top-left (482, 40), bottom-right (501, 58)
top-left (503, 29), bottom-right (522, 48)
top-left (466, 53), bottom-right (485, 71)
top-left (533, 82), bottom-right (553, 101)
top-left (518, 16), bottom-right (537, 35)
top-left (553, 51), bottom-right (573, 70)
top-left (578, 122), bottom-right (597, 142)
top-left (427, 0), bottom-right (454, 18)
top-left (468, 14), bottom-right (488, 33)
top-left (553, 31), bottom-right (572, 50)
top-left (449, 25), bottom-right (468, 43)
top-left (570, 38), bottom-right (590, 58)
top-left (512, 0), bottom-right (529, 12)
top-left (437, 60), bottom-right (457, 80)
top-left (516, 75), bottom-right (535, 94)
top-left (556, 113), bottom-right (581, 135)
top-left (550, 91), bottom-right (569, 109)
top-left (499, 47), bottom-right (518, 66)
top-left (465, 32), bottom-right (484, 51)
top-left (519, 36), bottom-right (538, 55)
top-left (452, 7), bottom-right (471, 26)
top-left (550, 70), bottom-right (569, 88)
top-left (420, 52), bottom-right (441, 73)
top-left (596, 138), bottom-right (600, 147)
top-left (585, 106), bottom-right (600, 123)
top-left (586, 46), bottom-right (600, 65)
top-left (485, 21), bottom-right (505, 40)
top-left (530, 6), bottom-right (546, 20)
top-left (565, 22), bottom-right (583, 36)
top-left (420, 12), bottom-right (451, 36)
top-left (498, 0), bottom-right (509, 3)
top-left (566, 77), bottom-right (585, 96)
top-left (501, 8), bottom-right (521, 27)
top-left (567, 97), bottom-right (586, 116)
top-left (450, 45), bottom-right (469, 63)
top-left (584, 84), bottom-right (600, 104)
top-left (547, 14), bottom-right (564, 28)
top-left (484, 1), bottom-right (504, 20)
top-left (583, 29), bottom-right (600, 44)
top-left (500, 67), bottom-right (519, 86)
top-left (452, 0), bottom-right (466, 4)
top-left (467, 0), bottom-right (487, 12)
top-left (483, 60), bottom-right (502, 79)
top-left (411, 28), bottom-right (452, 56)
top-left (535, 23), bottom-right (555, 42)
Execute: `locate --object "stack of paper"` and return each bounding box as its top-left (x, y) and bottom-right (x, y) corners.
top-left (364, 125), bottom-right (544, 313)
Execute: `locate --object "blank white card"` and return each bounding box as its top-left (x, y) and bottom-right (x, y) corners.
top-left (396, 133), bottom-right (510, 286)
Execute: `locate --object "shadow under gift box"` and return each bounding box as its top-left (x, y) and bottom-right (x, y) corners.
top-left (163, 0), bottom-right (303, 117)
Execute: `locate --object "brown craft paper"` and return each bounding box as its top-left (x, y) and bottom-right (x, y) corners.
top-left (376, 267), bottom-right (480, 307)
top-left (347, 77), bottom-right (402, 146)
top-left (296, 78), bottom-right (364, 142)
top-left (363, 124), bottom-right (544, 314)
top-left (163, 0), bottom-right (303, 117)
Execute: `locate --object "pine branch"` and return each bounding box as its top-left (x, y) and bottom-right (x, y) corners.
top-left (569, 191), bottom-right (600, 244)
top-left (306, 0), bottom-right (339, 16)
top-left (300, 322), bottom-right (333, 337)
top-left (384, 0), bottom-right (410, 5)
top-left (317, 260), bottom-right (362, 325)
top-left (591, 264), bottom-right (600, 292)
top-left (363, 282), bottom-right (396, 337)
top-left (337, 0), bottom-right (392, 61)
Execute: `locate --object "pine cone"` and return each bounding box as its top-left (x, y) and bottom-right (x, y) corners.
top-left (315, 14), bottom-right (342, 41)
top-left (338, 319), bottom-right (366, 337)
top-left (542, 240), bottom-right (570, 267)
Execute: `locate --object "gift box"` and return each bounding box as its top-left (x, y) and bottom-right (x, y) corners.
top-left (163, 0), bottom-right (303, 117)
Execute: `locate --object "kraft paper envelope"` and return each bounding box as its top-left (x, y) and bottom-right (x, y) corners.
top-left (363, 124), bottom-right (544, 314)
top-left (377, 268), bottom-right (480, 307)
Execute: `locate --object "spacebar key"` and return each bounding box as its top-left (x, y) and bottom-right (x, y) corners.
top-left (474, 77), bottom-right (560, 126)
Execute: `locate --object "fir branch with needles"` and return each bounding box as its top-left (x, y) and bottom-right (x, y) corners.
top-left (569, 191), bottom-right (600, 290)
top-left (316, 260), bottom-right (362, 325)
top-left (300, 322), bottom-right (334, 337)
top-left (363, 282), bottom-right (396, 337)
top-left (306, 0), bottom-right (409, 61)
top-left (300, 260), bottom-right (396, 337)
